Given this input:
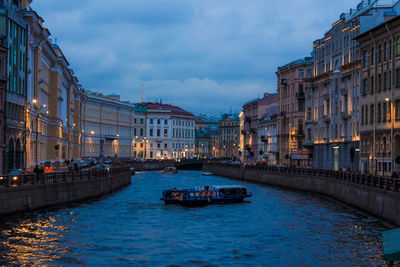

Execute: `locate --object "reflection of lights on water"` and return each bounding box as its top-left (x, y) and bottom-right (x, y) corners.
top-left (0, 215), bottom-right (73, 265)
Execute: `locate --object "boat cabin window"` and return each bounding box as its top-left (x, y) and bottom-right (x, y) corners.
top-left (219, 188), bottom-right (246, 195)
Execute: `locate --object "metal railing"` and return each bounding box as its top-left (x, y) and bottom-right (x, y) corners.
top-left (207, 162), bottom-right (400, 193)
top-left (0, 167), bottom-right (130, 189)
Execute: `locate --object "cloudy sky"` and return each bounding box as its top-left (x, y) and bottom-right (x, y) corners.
top-left (31, 0), bottom-right (359, 115)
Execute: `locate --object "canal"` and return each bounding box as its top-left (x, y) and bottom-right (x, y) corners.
top-left (0, 171), bottom-right (389, 266)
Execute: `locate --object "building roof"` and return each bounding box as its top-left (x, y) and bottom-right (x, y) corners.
top-left (146, 103), bottom-right (195, 118)
top-left (278, 57), bottom-right (313, 70)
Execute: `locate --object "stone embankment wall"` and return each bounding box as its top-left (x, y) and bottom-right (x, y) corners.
top-left (0, 168), bottom-right (131, 215)
top-left (203, 164), bottom-right (400, 226)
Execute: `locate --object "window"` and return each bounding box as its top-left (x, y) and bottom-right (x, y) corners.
top-left (150, 119), bottom-right (153, 124)
top-left (378, 103), bottom-right (381, 123)
top-left (164, 119), bottom-right (168, 125)
top-left (396, 36), bottom-right (400, 56)
top-left (164, 143), bottom-right (168, 148)
top-left (389, 71), bottom-right (392, 89)
top-left (370, 104), bottom-right (374, 124)
top-left (164, 129), bottom-right (168, 137)
top-left (157, 119), bottom-right (160, 125)
top-left (396, 68), bottom-right (400, 88)
top-left (363, 51), bottom-right (368, 68)
top-left (150, 128), bottom-right (153, 137)
top-left (365, 105), bottom-right (368, 124)
top-left (299, 69), bottom-right (304, 77)
top-left (371, 47), bottom-right (375, 65)
top-left (362, 79), bottom-right (368, 95)
top-left (378, 74), bottom-right (382, 91)
top-left (384, 42), bottom-right (388, 61)
top-left (140, 118), bottom-right (144, 124)
top-left (371, 76), bottom-right (375, 93)
top-left (383, 103), bottom-right (387, 123)
top-left (384, 72), bottom-right (387, 90)
top-left (378, 44), bottom-right (382, 63)
top-left (361, 106), bottom-right (364, 125)
top-left (157, 129), bottom-right (160, 137)
top-left (396, 100), bottom-right (400, 121)
top-left (388, 102), bottom-right (392, 122)
top-left (157, 143), bottom-right (161, 148)
top-left (134, 128), bottom-right (137, 136)
top-left (140, 128), bottom-right (144, 136)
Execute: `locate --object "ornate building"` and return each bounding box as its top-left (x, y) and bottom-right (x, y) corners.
top-left (306, 0), bottom-right (399, 172)
top-left (25, 10), bottom-right (81, 168)
top-left (145, 103), bottom-right (195, 159)
top-left (219, 114), bottom-right (240, 159)
top-left (81, 92), bottom-right (136, 160)
top-left (277, 57), bottom-right (313, 167)
top-left (356, 13), bottom-right (400, 176)
top-left (241, 93), bottom-right (277, 164)
top-left (0, 0), bottom-right (29, 172)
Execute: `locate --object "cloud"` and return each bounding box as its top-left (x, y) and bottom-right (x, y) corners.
top-left (31, 0), bottom-right (360, 115)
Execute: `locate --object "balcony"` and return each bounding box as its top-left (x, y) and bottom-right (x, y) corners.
top-left (296, 92), bottom-right (305, 99)
top-left (322, 115), bottom-right (330, 123)
top-left (340, 88), bottom-right (348, 95)
top-left (295, 130), bottom-right (304, 137)
top-left (341, 111), bottom-right (350, 120)
top-left (306, 119), bottom-right (316, 125)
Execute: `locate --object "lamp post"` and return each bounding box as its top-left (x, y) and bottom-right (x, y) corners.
top-left (32, 99), bottom-right (47, 166)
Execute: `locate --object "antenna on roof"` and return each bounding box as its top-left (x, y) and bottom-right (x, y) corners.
top-left (141, 84), bottom-right (144, 104)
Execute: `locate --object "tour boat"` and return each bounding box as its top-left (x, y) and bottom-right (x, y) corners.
top-left (160, 185), bottom-right (252, 206)
top-left (201, 172), bottom-right (213, 176)
top-left (162, 167), bottom-right (178, 174)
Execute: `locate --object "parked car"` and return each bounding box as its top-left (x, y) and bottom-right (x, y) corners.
top-left (7, 169), bottom-right (25, 175)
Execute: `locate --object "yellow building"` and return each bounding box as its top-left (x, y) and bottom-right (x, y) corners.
top-left (25, 11), bottom-right (81, 168)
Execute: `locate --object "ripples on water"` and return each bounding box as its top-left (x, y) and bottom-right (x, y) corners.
top-left (0, 171), bottom-right (389, 266)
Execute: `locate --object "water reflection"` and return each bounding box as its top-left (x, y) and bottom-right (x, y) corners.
top-left (0, 214), bottom-right (74, 265)
top-left (0, 171), bottom-right (390, 265)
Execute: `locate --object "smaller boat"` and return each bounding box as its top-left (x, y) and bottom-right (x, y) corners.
top-left (161, 185), bottom-right (252, 206)
top-left (201, 172), bottom-right (213, 176)
top-left (162, 167), bottom-right (178, 174)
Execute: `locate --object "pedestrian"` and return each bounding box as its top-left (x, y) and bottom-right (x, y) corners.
top-left (33, 165), bottom-right (40, 183)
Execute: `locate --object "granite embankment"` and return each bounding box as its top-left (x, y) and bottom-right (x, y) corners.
top-left (0, 167), bottom-right (131, 215)
top-left (204, 163), bottom-right (400, 226)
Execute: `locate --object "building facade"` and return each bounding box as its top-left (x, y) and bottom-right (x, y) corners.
top-left (357, 14), bottom-right (400, 176)
top-left (241, 93), bottom-right (277, 164)
top-left (219, 114), bottom-right (240, 159)
top-left (258, 106), bottom-right (278, 165)
top-left (277, 57), bottom-right (313, 167)
top-left (0, 36), bottom-right (6, 173)
top-left (145, 103), bottom-right (195, 159)
top-left (81, 92), bottom-right (136, 160)
top-left (0, 0), bottom-right (29, 172)
top-left (24, 10), bottom-right (81, 168)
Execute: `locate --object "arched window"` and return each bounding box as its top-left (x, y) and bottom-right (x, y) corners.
top-left (396, 36), bottom-right (400, 56)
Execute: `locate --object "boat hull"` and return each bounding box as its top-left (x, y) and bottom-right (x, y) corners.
top-left (161, 196), bottom-right (250, 206)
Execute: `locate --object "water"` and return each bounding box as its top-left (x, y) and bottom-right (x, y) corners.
top-left (0, 171), bottom-right (389, 266)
